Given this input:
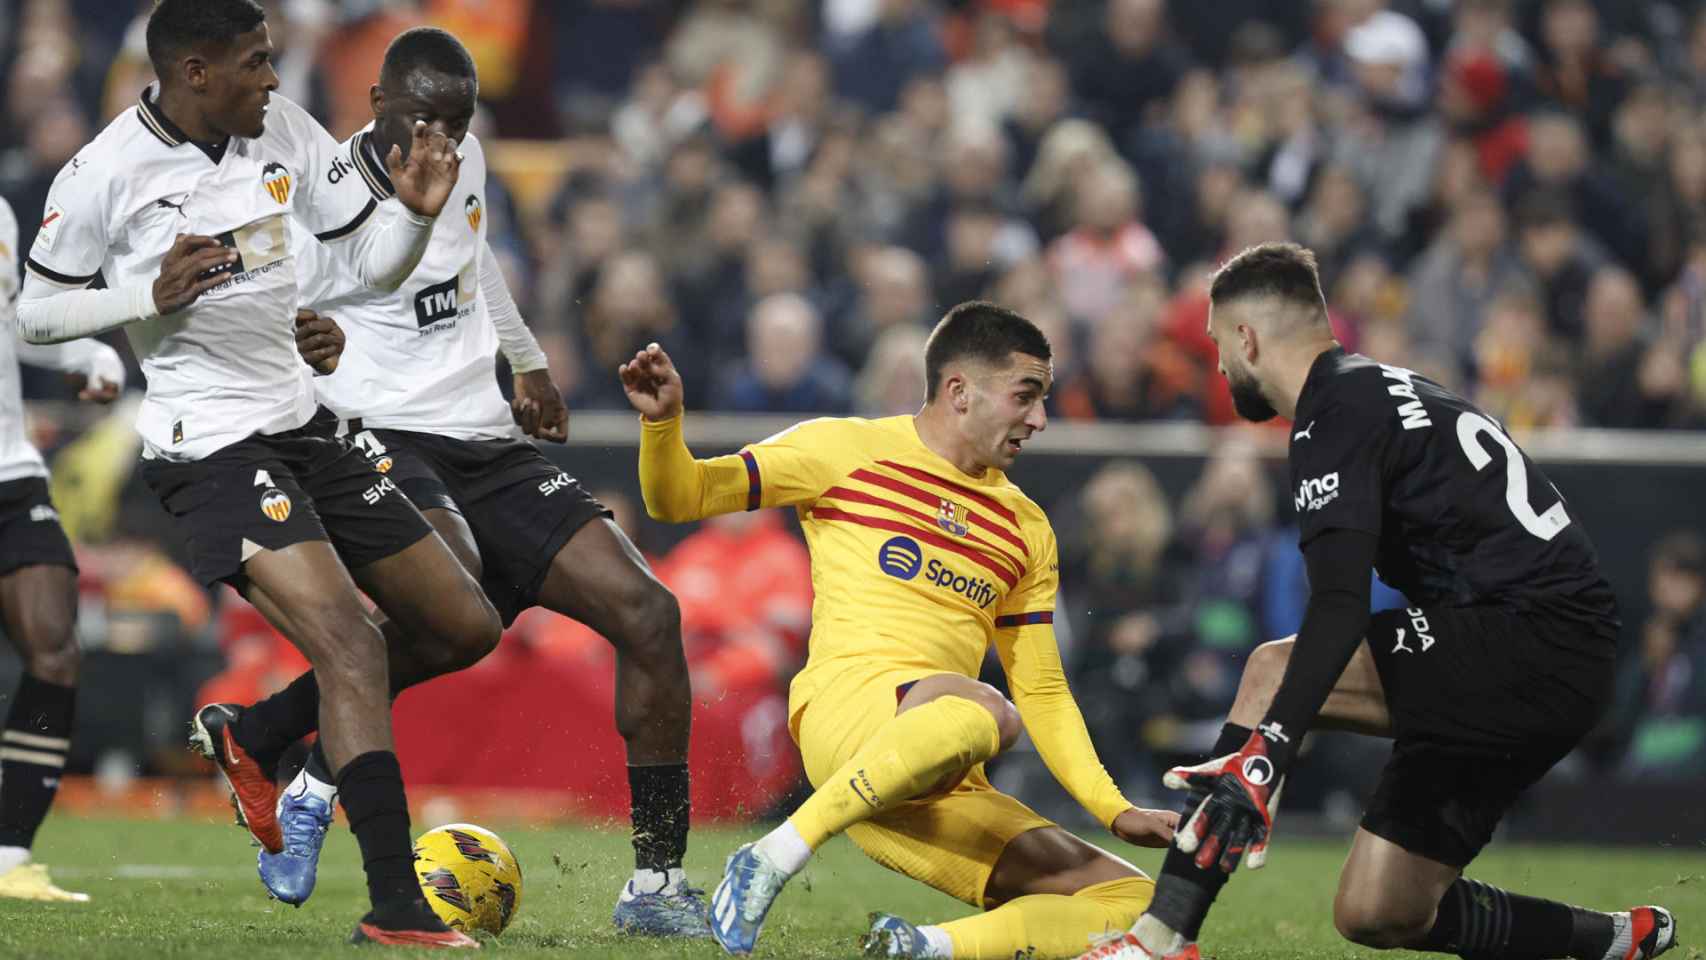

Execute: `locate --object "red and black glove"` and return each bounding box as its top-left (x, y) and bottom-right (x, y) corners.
top-left (1164, 731), bottom-right (1287, 874)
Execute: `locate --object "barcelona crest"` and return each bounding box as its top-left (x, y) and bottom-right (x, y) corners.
top-left (464, 195), bottom-right (482, 231)
top-left (936, 498), bottom-right (970, 537)
top-left (261, 161), bottom-right (291, 204)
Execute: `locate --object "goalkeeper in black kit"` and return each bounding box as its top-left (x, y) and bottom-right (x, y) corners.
top-left (1078, 243), bottom-right (1676, 960)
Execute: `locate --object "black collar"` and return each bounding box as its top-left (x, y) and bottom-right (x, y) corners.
top-left (137, 85), bottom-right (231, 165)
top-left (353, 130), bottom-right (397, 201)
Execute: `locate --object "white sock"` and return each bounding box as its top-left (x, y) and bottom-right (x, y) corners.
top-left (1133, 914), bottom-right (1187, 955)
top-left (627, 866), bottom-right (686, 896)
top-left (1600, 912), bottom-right (1633, 960)
top-left (284, 764), bottom-right (338, 807)
top-left (752, 821), bottom-right (813, 876)
top-left (918, 924), bottom-right (954, 958)
top-left (0, 846), bottom-right (29, 875)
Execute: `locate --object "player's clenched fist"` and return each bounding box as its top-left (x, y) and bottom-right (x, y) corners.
top-left (294, 308), bottom-right (344, 375)
top-left (619, 342), bottom-right (684, 422)
top-left (388, 120), bottom-right (461, 219)
top-left (152, 233), bottom-right (237, 315)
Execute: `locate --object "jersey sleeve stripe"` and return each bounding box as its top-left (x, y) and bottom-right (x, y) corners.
top-left (822, 485), bottom-right (1025, 578)
top-left (810, 505), bottom-right (1019, 588)
top-left (994, 611), bottom-right (1053, 628)
top-left (24, 258), bottom-right (98, 287)
top-left (852, 467), bottom-right (1029, 557)
top-left (353, 133), bottom-right (396, 201)
top-left (877, 459), bottom-right (1020, 527)
top-left (314, 198), bottom-right (378, 243)
top-left (740, 450), bottom-right (761, 511)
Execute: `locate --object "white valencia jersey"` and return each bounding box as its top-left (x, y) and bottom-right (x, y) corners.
top-left (22, 87), bottom-right (382, 460)
top-left (0, 196), bottom-right (48, 482)
top-left (300, 129), bottom-right (514, 440)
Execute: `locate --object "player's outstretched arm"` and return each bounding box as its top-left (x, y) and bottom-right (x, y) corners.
top-left (15, 337), bottom-right (125, 402)
top-left (623, 343), bottom-right (725, 523)
top-left (997, 621), bottom-right (1178, 847)
top-left (1167, 527), bottom-right (1377, 874)
top-left (479, 242), bottom-right (566, 441)
top-left (18, 234), bottom-right (233, 344)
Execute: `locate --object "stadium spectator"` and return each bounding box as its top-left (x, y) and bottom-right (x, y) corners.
top-left (1513, 187), bottom-right (1611, 343)
top-left (1045, 160), bottom-right (1163, 324)
top-left (1578, 265), bottom-right (1681, 428)
top-left (1058, 0), bottom-right (1189, 145)
top-left (714, 293), bottom-right (853, 414)
top-left (824, 0), bottom-right (947, 115)
top-left (1610, 533), bottom-right (1706, 777)
top-left (1405, 187), bottom-right (1527, 369)
top-left (828, 245), bottom-right (932, 370)
top-left (1057, 460), bottom-right (1183, 800)
top-left (852, 325), bottom-right (929, 418)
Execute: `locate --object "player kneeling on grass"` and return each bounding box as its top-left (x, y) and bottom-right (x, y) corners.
top-left (1076, 243), bottom-right (1676, 960)
top-left (621, 302), bottom-right (1180, 960)
top-left (215, 28), bottom-right (707, 937)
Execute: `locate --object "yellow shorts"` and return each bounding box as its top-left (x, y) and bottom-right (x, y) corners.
top-left (790, 669), bottom-right (1056, 907)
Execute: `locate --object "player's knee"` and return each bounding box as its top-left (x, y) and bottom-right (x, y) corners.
top-left (1238, 638), bottom-right (1294, 706)
top-left (446, 590), bottom-right (502, 667)
top-left (616, 579), bottom-right (684, 669)
top-left (962, 684), bottom-right (1022, 752)
top-left (1332, 892), bottom-right (1434, 949)
top-left (302, 608), bottom-right (386, 682)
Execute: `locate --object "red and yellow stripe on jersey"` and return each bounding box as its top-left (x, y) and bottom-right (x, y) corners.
top-left (639, 413), bottom-right (1131, 827)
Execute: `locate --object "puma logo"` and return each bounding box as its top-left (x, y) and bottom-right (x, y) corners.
top-left (155, 196), bottom-right (188, 215)
top-left (1294, 420), bottom-right (1316, 441)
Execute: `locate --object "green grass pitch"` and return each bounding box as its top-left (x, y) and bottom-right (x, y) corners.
top-left (0, 817), bottom-right (1699, 958)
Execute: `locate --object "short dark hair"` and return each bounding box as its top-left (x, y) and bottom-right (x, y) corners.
top-left (924, 301), bottom-right (1051, 401)
top-left (1209, 242), bottom-right (1328, 315)
top-left (146, 0), bottom-right (266, 78)
top-left (379, 27), bottom-right (478, 90)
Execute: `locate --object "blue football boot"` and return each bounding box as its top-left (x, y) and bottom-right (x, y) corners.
top-left (862, 913), bottom-right (935, 957)
top-left (707, 843), bottom-right (791, 955)
top-left (256, 782), bottom-right (331, 906)
top-left (612, 875), bottom-right (714, 937)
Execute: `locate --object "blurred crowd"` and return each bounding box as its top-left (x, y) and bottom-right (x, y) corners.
top-left (4, 0), bottom-right (1706, 806)
top-left (11, 0), bottom-right (1706, 428)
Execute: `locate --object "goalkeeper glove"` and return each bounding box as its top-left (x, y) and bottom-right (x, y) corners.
top-left (1164, 730), bottom-right (1286, 874)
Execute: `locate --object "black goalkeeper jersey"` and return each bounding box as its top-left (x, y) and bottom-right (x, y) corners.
top-left (1288, 347), bottom-right (1619, 651)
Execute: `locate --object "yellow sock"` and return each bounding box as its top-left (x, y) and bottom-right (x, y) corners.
top-left (939, 875), bottom-right (1154, 959)
top-left (787, 695), bottom-right (1001, 849)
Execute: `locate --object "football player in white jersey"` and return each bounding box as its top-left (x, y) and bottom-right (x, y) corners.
top-left (0, 195), bottom-right (124, 903)
top-left (231, 28), bottom-right (709, 937)
top-left (15, 1), bottom-right (505, 947)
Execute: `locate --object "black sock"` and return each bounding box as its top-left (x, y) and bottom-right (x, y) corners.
top-left (628, 763), bottom-right (690, 873)
top-left (1148, 722), bottom-right (1252, 940)
top-left (0, 675), bottom-right (75, 850)
top-left (1416, 877), bottom-right (1615, 959)
top-left (233, 671), bottom-right (321, 765)
top-left (336, 751), bottom-right (419, 908)
top-left (305, 740), bottom-right (333, 784)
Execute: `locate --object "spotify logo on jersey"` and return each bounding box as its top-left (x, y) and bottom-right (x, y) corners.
top-left (878, 536), bottom-right (923, 580)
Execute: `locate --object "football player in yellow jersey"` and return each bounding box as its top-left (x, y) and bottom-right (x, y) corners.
top-left (619, 301), bottom-right (1179, 959)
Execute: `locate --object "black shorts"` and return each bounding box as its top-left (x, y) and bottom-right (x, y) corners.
top-left (0, 477), bottom-right (77, 577)
top-left (140, 422), bottom-right (433, 589)
top-left (337, 422), bottom-right (610, 625)
top-left (1360, 605), bottom-right (1615, 867)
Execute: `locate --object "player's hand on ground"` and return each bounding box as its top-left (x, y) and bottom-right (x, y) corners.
top-left (153, 234), bottom-right (236, 315)
top-left (619, 342), bottom-right (684, 422)
top-left (388, 122), bottom-right (461, 218)
top-left (513, 369), bottom-right (569, 442)
top-left (1110, 807), bottom-right (1180, 848)
top-left (294, 309), bottom-right (344, 375)
top-left (1164, 731), bottom-right (1285, 873)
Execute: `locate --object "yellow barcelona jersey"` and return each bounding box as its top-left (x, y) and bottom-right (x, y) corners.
top-left (639, 413), bottom-right (1132, 826)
